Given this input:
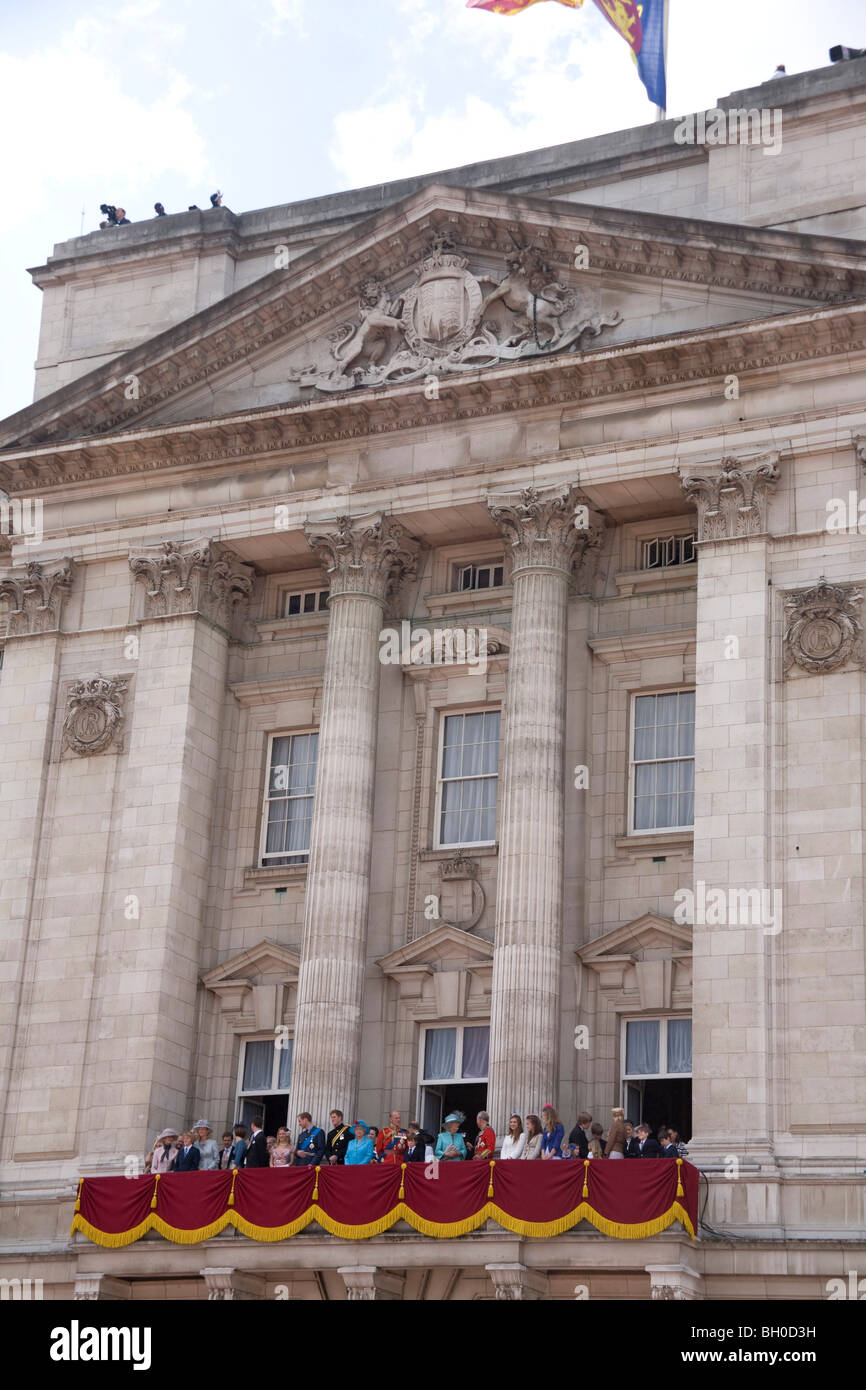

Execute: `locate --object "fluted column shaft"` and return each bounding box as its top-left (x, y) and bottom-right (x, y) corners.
top-left (288, 515), bottom-right (419, 1127)
top-left (486, 486), bottom-right (593, 1133)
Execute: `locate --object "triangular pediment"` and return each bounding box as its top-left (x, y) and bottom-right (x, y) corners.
top-left (378, 923), bottom-right (494, 974)
top-left (201, 939), bottom-right (300, 988)
top-left (577, 912), bottom-right (692, 964)
top-left (2, 182), bottom-right (864, 477)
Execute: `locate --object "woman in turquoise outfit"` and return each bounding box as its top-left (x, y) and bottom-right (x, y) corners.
top-left (345, 1121), bottom-right (375, 1165)
top-left (435, 1111), bottom-right (468, 1161)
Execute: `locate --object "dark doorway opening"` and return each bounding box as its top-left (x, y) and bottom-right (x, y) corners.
top-left (238, 1095), bottom-right (289, 1140)
top-left (420, 1082), bottom-right (487, 1149)
top-left (641, 1079), bottom-right (691, 1141)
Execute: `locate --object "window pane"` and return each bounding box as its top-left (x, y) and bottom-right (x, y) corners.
top-left (625, 1020), bottom-right (659, 1075)
top-left (634, 695), bottom-right (655, 728)
top-left (287, 593), bottom-right (300, 615)
top-left (462, 1026), bottom-right (489, 1078)
top-left (424, 1027), bottom-right (456, 1080)
top-left (667, 1018), bottom-right (692, 1073)
top-left (242, 1039), bottom-right (274, 1091)
top-left (277, 1037), bottom-right (294, 1089)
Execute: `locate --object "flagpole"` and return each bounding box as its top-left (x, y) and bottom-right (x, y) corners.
top-left (654, 0), bottom-right (669, 120)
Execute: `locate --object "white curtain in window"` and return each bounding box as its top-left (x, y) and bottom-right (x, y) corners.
top-left (462, 1026), bottom-right (490, 1078)
top-left (424, 1027), bottom-right (456, 1080)
top-left (242, 1039), bottom-right (274, 1090)
top-left (277, 1037), bottom-right (294, 1089)
top-left (667, 1018), bottom-right (692, 1073)
top-left (625, 1020), bottom-right (660, 1075)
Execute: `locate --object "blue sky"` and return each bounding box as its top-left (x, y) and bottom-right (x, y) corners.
top-left (1, 0), bottom-right (863, 419)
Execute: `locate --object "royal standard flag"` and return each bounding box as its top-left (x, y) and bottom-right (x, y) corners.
top-left (466, 1), bottom-right (585, 16)
top-left (468, 0), bottom-right (667, 112)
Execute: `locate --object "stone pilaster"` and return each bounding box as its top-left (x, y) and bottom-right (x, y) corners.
top-left (678, 452), bottom-right (780, 541)
top-left (200, 1267), bottom-right (267, 1300)
top-left (0, 557), bottom-right (74, 635)
top-left (73, 1273), bottom-right (132, 1301)
top-left (288, 514), bottom-right (420, 1125)
top-left (646, 1263), bottom-right (705, 1300)
top-left (485, 486), bottom-right (599, 1132)
top-left (129, 537), bottom-right (254, 634)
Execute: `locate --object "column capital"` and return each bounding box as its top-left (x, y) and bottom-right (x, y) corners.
top-left (487, 484), bottom-right (601, 577)
top-left (645, 1263), bottom-right (705, 1301)
top-left (336, 1266), bottom-right (405, 1301)
top-left (200, 1266), bottom-right (268, 1301)
top-left (678, 451), bottom-right (780, 541)
top-left (485, 1263), bottom-right (550, 1301)
top-left (73, 1272), bottom-right (132, 1301)
top-left (304, 511), bottom-right (421, 605)
top-left (129, 538), bottom-right (255, 633)
top-left (0, 557), bottom-right (74, 635)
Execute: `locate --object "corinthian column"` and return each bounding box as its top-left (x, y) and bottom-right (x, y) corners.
top-left (288, 514), bottom-right (420, 1126)
top-left (486, 485), bottom-right (598, 1132)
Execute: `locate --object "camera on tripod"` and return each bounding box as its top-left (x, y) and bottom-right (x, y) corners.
top-left (99, 203), bottom-right (119, 226)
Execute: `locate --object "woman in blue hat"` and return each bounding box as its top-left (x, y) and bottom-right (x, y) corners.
top-left (345, 1121), bottom-right (376, 1165)
top-left (434, 1111), bottom-right (468, 1161)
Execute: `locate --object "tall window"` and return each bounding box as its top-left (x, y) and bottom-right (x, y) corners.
top-left (436, 710), bottom-right (500, 847)
top-left (630, 690), bottom-right (695, 833)
top-left (623, 1018), bottom-right (692, 1078)
top-left (260, 732), bottom-right (318, 866)
top-left (236, 1036), bottom-right (293, 1131)
top-left (420, 1024), bottom-right (490, 1083)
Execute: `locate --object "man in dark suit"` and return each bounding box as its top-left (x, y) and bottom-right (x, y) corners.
top-left (623, 1121), bottom-right (640, 1157)
top-left (293, 1112), bottom-right (326, 1166)
top-left (567, 1111), bottom-right (591, 1159)
top-left (242, 1117), bottom-right (269, 1168)
top-left (635, 1123), bottom-right (662, 1157)
top-left (172, 1132), bottom-right (201, 1171)
top-left (659, 1128), bottom-right (680, 1157)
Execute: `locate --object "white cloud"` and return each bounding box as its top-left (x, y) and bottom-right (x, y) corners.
top-left (264, 0), bottom-right (308, 38)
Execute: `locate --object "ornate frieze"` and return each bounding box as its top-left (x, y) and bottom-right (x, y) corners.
top-left (0, 558), bottom-right (74, 635)
top-left (62, 675), bottom-right (129, 757)
top-left (129, 539), bottom-right (255, 632)
top-left (289, 235), bottom-right (620, 393)
top-left (679, 453), bottom-right (780, 540)
top-left (783, 578), bottom-right (863, 675)
top-left (304, 512), bottom-right (421, 605)
top-left (487, 484), bottom-right (602, 577)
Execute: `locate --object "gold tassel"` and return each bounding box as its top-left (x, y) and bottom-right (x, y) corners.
top-left (398, 1163), bottom-right (406, 1200)
top-left (227, 1168), bottom-right (238, 1207)
top-left (676, 1157), bottom-right (684, 1197)
top-left (582, 1159), bottom-right (589, 1199)
top-left (74, 1177), bottom-right (83, 1213)
top-left (487, 1160), bottom-right (495, 1198)
top-left (150, 1173), bottom-right (160, 1210)
top-left (312, 1166), bottom-right (320, 1202)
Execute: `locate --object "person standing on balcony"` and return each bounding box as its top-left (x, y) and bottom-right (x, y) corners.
top-left (435, 1112), bottom-right (468, 1161)
top-left (219, 1132), bottom-right (234, 1169)
top-left (473, 1111), bottom-right (496, 1160)
top-left (567, 1112), bottom-right (592, 1159)
top-left (540, 1105), bottom-right (564, 1158)
top-left (147, 1128), bottom-right (178, 1174)
top-left (376, 1110), bottom-right (409, 1165)
top-left (522, 1114), bottom-right (543, 1159)
top-left (345, 1122), bottom-right (375, 1165)
top-left (326, 1109), bottom-right (353, 1165)
top-left (243, 1116), bottom-right (269, 1167)
top-left (172, 1133), bottom-right (201, 1171)
top-left (192, 1121), bottom-right (220, 1170)
top-left (292, 1113), bottom-right (325, 1166)
top-left (635, 1123), bottom-right (663, 1157)
top-left (270, 1126), bottom-right (294, 1166)
top-left (229, 1125), bottom-right (247, 1168)
top-left (605, 1108), bottom-right (627, 1159)
top-left (500, 1114), bottom-right (526, 1159)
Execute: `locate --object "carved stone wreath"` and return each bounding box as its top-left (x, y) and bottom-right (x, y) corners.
top-left (782, 579), bottom-right (863, 675)
top-left (63, 674), bottom-right (129, 756)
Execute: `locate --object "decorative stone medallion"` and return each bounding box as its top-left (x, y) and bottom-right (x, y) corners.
top-left (783, 579), bottom-right (863, 675)
top-left (62, 674), bottom-right (129, 756)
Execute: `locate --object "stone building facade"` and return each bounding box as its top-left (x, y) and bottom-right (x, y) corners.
top-left (0, 59), bottom-right (865, 1300)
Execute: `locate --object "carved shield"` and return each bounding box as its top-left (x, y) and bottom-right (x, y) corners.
top-left (401, 259), bottom-right (482, 357)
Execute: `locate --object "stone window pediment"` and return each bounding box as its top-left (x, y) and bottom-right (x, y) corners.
top-left (378, 924), bottom-right (493, 1019)
top-left (202, 939), bottom-right (300, 1031)
top-left (577, 913), bottom-right (692, 1013)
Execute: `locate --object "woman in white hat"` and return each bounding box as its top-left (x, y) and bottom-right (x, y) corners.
top-left (434, 1111), bottom-right (468, 1161)
top-left (192, 1121), bottom-right (220, 1170)
top-left (147, 1128), bottom-right (179, 1173)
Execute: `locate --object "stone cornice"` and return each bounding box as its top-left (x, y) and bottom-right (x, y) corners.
top-left (2, 186), bottom-right (865, 459)
top-left (3, 301), bottom-right (866, 496)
